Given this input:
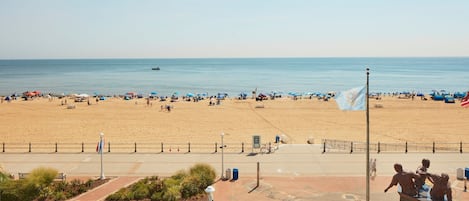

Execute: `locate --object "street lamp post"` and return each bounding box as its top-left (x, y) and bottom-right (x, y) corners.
top-left (220, 132), bottom-right (224, 180)
top-left (99, 132), bottom-right (105, 180)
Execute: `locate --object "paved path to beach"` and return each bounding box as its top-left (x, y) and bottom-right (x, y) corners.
top-left (1, 144), bottom-right (468, 200)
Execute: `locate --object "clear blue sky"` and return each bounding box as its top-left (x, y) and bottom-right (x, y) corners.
top-left (1, 0), bottom-right (468, 59)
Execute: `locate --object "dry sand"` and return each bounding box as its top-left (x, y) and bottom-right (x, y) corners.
top-left (0, 96), bottom-right (467, 144)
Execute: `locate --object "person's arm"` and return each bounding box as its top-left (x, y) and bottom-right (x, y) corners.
top-left (384, 175), bottom-right (398, 192)
top-left (416, 167), bottom-right (427, 175)
top-left (425, 172), bottom-right (438, 182)
top-left (446, 183), bottom-right (452, 201)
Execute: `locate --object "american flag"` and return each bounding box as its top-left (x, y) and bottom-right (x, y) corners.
top-left (461, 91), bottom-right (469, 107)
top-left (96, 138), bottom-right (105, 153)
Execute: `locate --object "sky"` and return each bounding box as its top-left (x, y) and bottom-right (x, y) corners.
top-left (0, 0), bottom-right (468, 59)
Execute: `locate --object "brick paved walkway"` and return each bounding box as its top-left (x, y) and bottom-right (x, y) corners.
top-left (68, 176), bottom-right (141, 201)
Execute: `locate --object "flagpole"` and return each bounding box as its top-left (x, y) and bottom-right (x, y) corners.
top-left (366, 68), bottom-right (370, 201)
top-left (99, 132), bottom-right (105, 180)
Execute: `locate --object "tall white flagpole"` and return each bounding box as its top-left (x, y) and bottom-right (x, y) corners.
top-left (366, 68), bottom-right (370, 201)
top-left (100, 132), bottom-right (105, 180)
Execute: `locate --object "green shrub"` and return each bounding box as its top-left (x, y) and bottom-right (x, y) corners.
top-left (180, 175), bottom-right (200, 198)
top-left (105, 189), bottom-right (127, 201)
top-left (162, 185), bottom-right (180, 201)
top-left (150, 191), bottom-right (163, 201)
top-left (27, 167), bottom-right (58, 186)
top-left (0, 179), bottom-right (21, 201)
top-left (131, 181), bottom-right (150, 200)
top-left (188, 163), bottom-right (216, 191)
top-left (52, 191), bottom-right (67, 201)
top-left (105, 163), bottom-right (216, 201)
top-left (171, 170), bottom-right (188, 181)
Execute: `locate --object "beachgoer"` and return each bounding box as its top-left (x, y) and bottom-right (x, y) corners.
top-left (416, 158), bottom-right (432, 192)
top-left (370, 158), bottom-right (377, 177)
top-left (384, 163), bottom-right (419, 197)
top-left (166, 105), bottom-right (171, 112)
top-left (427, 173), bottom-right (452, 201)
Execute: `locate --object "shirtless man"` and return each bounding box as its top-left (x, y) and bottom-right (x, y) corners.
top-left (416, 159), bottom-right (432, 191)
top-left (427, 173), bottom-right (452, 201)
top-left (384, 163), bottom-right (419, 197)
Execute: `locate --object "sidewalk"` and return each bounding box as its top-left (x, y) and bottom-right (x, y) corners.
top-left (213, 175), bottom-right (469, 201)
top-left (68, 176), bottom-right (141, 201)
top-left (1, 144), bottom-right (468, 200)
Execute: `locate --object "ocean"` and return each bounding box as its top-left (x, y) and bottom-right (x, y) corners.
top-left (0, 57), bottom-right (468, 97)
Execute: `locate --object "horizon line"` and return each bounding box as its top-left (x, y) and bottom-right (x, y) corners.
top-left (1, 55), bottom-right (469, 60)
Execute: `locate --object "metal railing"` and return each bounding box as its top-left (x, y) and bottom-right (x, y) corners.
top-left (321, 139), bottom-right (467, 154)
top-left (0, 142), bottom-right (264, 154)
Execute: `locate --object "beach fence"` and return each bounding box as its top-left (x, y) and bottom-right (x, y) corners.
top-left (321, 139), bottom-right (468, 154)
top-left (0, 141), bottom-right (267, 154)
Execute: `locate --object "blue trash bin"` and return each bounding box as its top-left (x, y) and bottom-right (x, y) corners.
top-left (465, 168), bottom-right (469, 179)
top-left (232, 168), bottom-right (239, 180)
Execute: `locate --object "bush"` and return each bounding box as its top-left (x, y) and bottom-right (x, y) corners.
top-left (188, 163), bottom-right (216, 192)
top-left (131, 181), bottom-right (150, 200)
top-left (20, 167), bottom-right (59, 201)
top-left (28, 167), bottom-right (58, 186)
top-left (105, 163), bottom-right (216, 201)
top-left (162, 185), bottom-right (180, 201)
top-left (52, 191), bottom-right (67, 201)
top-left (180, 176), bottom-right (200, 198)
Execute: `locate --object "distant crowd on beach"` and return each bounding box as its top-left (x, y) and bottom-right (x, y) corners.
top-left (1, 90), bottom-right (467, 106)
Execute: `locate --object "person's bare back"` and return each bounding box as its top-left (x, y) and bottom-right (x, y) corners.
top-left (428, 173), bottom-right (452, 201)
top-left (385, 163), bottom-right (419, 197)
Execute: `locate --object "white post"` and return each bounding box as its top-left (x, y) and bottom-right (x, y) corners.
top-left (205, 186), bottom-right (215, 201)
top-left (99, 132), bottom-right (105, 180)
top-left (221, 132), bottom-right (224, 180)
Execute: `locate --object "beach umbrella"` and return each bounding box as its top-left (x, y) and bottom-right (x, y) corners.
top-left (151, 91), bottom-right (158, 95)
top-left (197, 93), bottom-right (208, 97)
top-left (126, 92), bottom-right (137, 97)
top-left (186, 93), bottom-right (194, 97)
top-left (77, 94), bottom-right (90, 98)
top-left (288, 92), bottom-right (301, 97)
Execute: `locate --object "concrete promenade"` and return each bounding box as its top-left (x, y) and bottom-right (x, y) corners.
top-left (1, 144), bottom-right (468, 200)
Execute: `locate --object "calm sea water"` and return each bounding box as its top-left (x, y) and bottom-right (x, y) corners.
top-left (0, 57), bottom-right (468, 96)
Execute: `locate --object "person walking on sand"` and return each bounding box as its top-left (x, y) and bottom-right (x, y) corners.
top-left (384, 163), bottom-right (419, 198)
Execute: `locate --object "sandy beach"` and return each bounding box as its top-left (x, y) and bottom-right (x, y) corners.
top-left (0, 96), bottom-right (467, 145)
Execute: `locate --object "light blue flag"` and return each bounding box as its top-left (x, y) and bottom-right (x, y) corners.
top-left (335, 86), bottom-right (366, 110)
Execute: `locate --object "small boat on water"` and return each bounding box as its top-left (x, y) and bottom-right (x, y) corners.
top-left (152, 67), bottom-right (160, 70)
